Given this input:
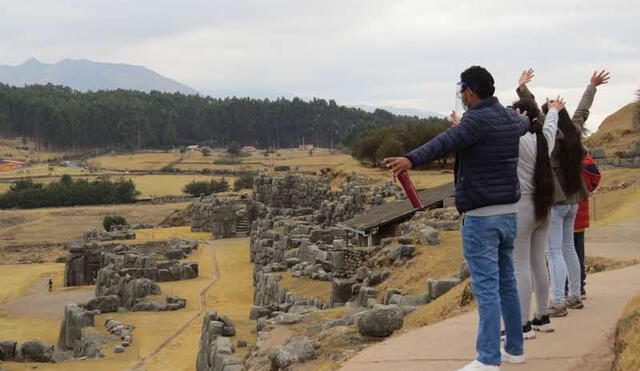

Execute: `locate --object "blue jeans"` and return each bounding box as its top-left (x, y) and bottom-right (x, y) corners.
top-left (463, 213), bottom-right (523, 365)
top-left (546, 204), bottom-right (581, 304)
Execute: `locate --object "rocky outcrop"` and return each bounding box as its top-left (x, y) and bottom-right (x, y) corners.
top-left (271, 337), bottom-right (319, 369)
top-left (58, 304), bottom-right (96, 352)
top-left (196, 311), bottom-right (242, 371)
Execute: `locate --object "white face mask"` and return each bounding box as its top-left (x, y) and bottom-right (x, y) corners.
top-left (454, 82), bottom-right (467, 116)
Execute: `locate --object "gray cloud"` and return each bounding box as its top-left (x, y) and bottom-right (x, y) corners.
top-left (1, 0), bottom-right (639, 131)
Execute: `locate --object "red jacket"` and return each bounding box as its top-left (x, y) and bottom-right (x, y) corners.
top-left (575, 154), bottom-right (601, 230)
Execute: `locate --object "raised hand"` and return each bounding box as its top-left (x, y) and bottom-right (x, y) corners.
top-left (547, 96), bottom-right (566, 111)
top-left (590, 70), bottom-right (611, 86)
top-left (518, 68), bottom-right (535, 88)
top-left (449, 110), bottom-right (460, 126)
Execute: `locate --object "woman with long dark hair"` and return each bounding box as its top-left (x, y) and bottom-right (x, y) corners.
top-left (517, 69), bottom-right (607, 317)
top-left (510, 97), bottom-right (563, 338)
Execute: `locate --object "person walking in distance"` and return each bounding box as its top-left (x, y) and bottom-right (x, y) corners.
top-left (510, 96), bottom-right (564, 338)
top-left (385, 66), bottom-right (529, 371)
top-left (48, 276), bottom-right (53, 292)
top-left (517, 69), bottom-right (610, 315)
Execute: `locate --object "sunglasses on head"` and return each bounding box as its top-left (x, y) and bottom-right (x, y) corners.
top-left (456, 81), bottom-right (469, 98)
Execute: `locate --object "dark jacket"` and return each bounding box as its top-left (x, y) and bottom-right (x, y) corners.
top-left (405, 97), bottom-right (529, 213)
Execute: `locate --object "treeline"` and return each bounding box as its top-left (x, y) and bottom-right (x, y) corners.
top-left (0, 175), bottom-right (138, 209)
top-left (351, 122), bottom-right (451, 165)
top-left (0, 83), bottom-right (448, 151)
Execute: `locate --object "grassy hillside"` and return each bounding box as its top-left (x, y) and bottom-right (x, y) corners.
top-left (586, 101), bottom-right (640, 155)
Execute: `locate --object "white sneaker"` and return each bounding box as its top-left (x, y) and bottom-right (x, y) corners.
top-left (457, 359), bottom-right (500, 370)
top-left (501, 348), bottom-right (525, 364)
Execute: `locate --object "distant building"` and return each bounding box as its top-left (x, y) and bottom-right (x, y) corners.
top-left (186, 145), bottom-right (200, 152)
top-left (298, 144), bottom-right (314, 151)
top-left (243, 146), bottom-right (257, 152)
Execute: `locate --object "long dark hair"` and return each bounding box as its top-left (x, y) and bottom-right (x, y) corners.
top-left (513, 99), bottom-right (554, 222)
top-left (543, 103), bottom-right (584, 195)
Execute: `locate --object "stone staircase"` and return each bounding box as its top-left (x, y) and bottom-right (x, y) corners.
top-left (235, 213), bottom-right (250, 237)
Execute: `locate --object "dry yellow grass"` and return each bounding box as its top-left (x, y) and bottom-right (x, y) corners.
top-left (613, 293), bottom-right (640, 371)
top-left (279, 272), bottom-right (332, 303)
top-left (376, 231), bottom-right (463, 296)
top-left (591, 185), bottom-right (640, 226)
top-left (0, 138), bottom-right (64, 162)
top-left (0, 202), bottom-right (191, 248)
top-left (586, 102), bottom-right (639, 155)
top-left (88, 152), bottom-right (182, 171)
top-left (129, 226), bottom-right (210, 243)
top-left (0, 263), bottom-right (64, 304)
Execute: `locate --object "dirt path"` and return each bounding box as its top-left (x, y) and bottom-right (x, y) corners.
top-left (128, 242), bottom-right (221, 371)
top-left (341, 202), bottom-right (640, 371)
top-left (0, 277), bottom-right (93, 319)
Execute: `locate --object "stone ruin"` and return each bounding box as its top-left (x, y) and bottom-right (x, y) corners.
top-left (196, 311), bottom-right (242, 371)
top-left (64, 238), bottom-right (199, 287)
top-left (83, 225), bottom-right (136, 241)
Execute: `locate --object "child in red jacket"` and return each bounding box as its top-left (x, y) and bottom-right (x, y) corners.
top-left (574, 153), bottom-right (601, 299)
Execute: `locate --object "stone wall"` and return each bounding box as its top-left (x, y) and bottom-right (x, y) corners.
top-left (196, 311), bottom-right (242, 371)
top-left (191, 196), bottom-right (239, 238)
top-left (64, 241), bottom-right (102, 286)
top-left (252, 271), bottom-right (326, 316)
top-left (64, 239), bottom-right (199, 287)
top-left (591, 146), bottom-right (640, 169)
top-left (252, 174), bottom-right (330, 209)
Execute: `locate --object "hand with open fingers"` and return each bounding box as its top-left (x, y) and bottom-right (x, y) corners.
top-left (518, 68), bottom-right (535, 88)
top-left (591, 70), bottom-right (611, 86)
top-left (515, 107), bottom-right (528, 118)
top-left (449, 110), bottom-right (460, 126)
top-left (547, 96), bottom-right (566, 111)
top-left (383, 157), bottom-right (412, 176)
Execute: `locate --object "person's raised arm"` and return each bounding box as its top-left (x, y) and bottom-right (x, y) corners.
top-left (573, 70), bottom-right (610, 131)
top-left (542, 97), bottom-right (565, 154)
top-left (384, 114), bottom-right (484, 176)
top-left (516, 68), bottom-right (537, 101)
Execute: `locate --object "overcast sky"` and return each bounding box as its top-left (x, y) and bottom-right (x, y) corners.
top-left (1, 0), bottom-right (639, 132)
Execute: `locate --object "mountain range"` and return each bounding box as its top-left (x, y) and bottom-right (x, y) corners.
top-left (0, 58), bottom-right (198, 95)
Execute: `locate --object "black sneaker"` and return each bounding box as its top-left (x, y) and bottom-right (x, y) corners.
top-left (531, 315), bottom-right (554, 332)
top-left (501, 322), bottom-right (536, 341)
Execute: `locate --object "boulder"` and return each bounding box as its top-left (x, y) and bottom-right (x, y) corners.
top-left (0, 340), bottom-right (17, 361)
top-left (357, 307), bottom-right (404, 338)
top-left (271, 337), bottom-right (318, 369)
top-left (274, 313), bottom-right (301, 325)
top-left (19, 340), bottom-right (54, 362)
top-left (85, 295), bottom-right (119, 313)
top-left (427, 278), bottom-right (461, 301)
top-left (419, 226), bottom-right (441, 245)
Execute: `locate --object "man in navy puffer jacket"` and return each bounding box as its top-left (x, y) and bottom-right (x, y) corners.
top-left (385, 66), bottom-right (530, 370)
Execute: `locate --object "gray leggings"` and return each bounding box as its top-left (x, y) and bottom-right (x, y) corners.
top-left (513, 196), bottom-right (550, 324)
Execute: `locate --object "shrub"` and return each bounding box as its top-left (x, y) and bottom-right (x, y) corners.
top-left (55, 256), bottom-right (67, 263)
top-left (103, 216), bottom-right (128, 231)
top-left (234, 173), bottom-right (256, 191)
top-left (0, 176), bottom-right (139, 209)
top-left (201, 147), bottom-right (211, 156)
top-left (182, 178), bottom-right (230, 197)
top-left (161, 165), bottom-right (180, 173)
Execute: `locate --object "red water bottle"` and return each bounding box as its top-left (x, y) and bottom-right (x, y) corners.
top-left (397, 170), bottom-right (423, 209)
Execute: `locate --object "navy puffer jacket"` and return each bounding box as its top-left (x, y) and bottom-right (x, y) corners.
top-left (405, 97), bottom-right (529, 213)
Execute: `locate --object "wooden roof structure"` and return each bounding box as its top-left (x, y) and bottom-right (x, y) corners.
top-left (338, 182), bottom-right (455, 234)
